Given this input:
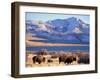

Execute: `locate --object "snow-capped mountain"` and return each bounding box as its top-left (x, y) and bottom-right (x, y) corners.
top-left (26, 17), bottom-right (89, 44)
top-left (46, 17), bottom-right (89, 34)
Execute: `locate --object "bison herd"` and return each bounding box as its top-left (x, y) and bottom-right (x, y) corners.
top-left (32, 54), bottom-right (89, 65)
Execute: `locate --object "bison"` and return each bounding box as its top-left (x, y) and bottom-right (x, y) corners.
top-left (59, 56), bottom-right (77, 64)
top-left (64, 57), bottom-right (73, 64)
top-left (78, 57), bottom-right (89, 64)
top-left (59, 56), bottom-right (66, 64)
top-left (32, 55), bottom-right (45, 64)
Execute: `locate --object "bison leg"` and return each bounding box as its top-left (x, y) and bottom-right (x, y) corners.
top-left (36, 58), bottom-right (41, 64)
top-left (43, 57), bottom-right (45, 62)
top-left (59, 57), bottom-right (61, 64)
top-left (64, 58), bottom-right (73, 64)
top-left (32, 56), bottom-right (37, 64)
top-left (38, 60), bottom-right (41, 64)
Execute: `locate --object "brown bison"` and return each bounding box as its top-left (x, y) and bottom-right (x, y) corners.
top-left (64, 57), bottom-right (73, 64)
top-left (59, 56), bottom-right (66, 64)
top-left (32, 55), bottom-right (45, 64)
top-left (59, 56), bottom-right (77, 64)
top-left (78, 57), bottom-right (89, 64)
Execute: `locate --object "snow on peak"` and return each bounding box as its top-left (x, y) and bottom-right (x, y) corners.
top-left (72, 27), bottom-right (82, 33)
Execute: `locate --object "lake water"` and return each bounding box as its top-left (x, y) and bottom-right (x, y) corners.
top-left (26, 46), bottom-right (89, 52)
top-left (30, 39), bottom-right (89, 44)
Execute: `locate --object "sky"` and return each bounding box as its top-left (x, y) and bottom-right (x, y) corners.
top-left (25, 12), bottom-right (90, 24)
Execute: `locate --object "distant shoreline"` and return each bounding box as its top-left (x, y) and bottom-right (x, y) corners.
top-left (26, 36), bottom-right (89, 47)
top-left (26, 50), bottom-right (89, 54)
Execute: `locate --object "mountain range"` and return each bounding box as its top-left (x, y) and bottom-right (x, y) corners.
top-left (26, 17), bottom-right (89, 44)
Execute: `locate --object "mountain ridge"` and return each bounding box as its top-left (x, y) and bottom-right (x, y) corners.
top-left (26, 17), bottom-right (89, 44)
